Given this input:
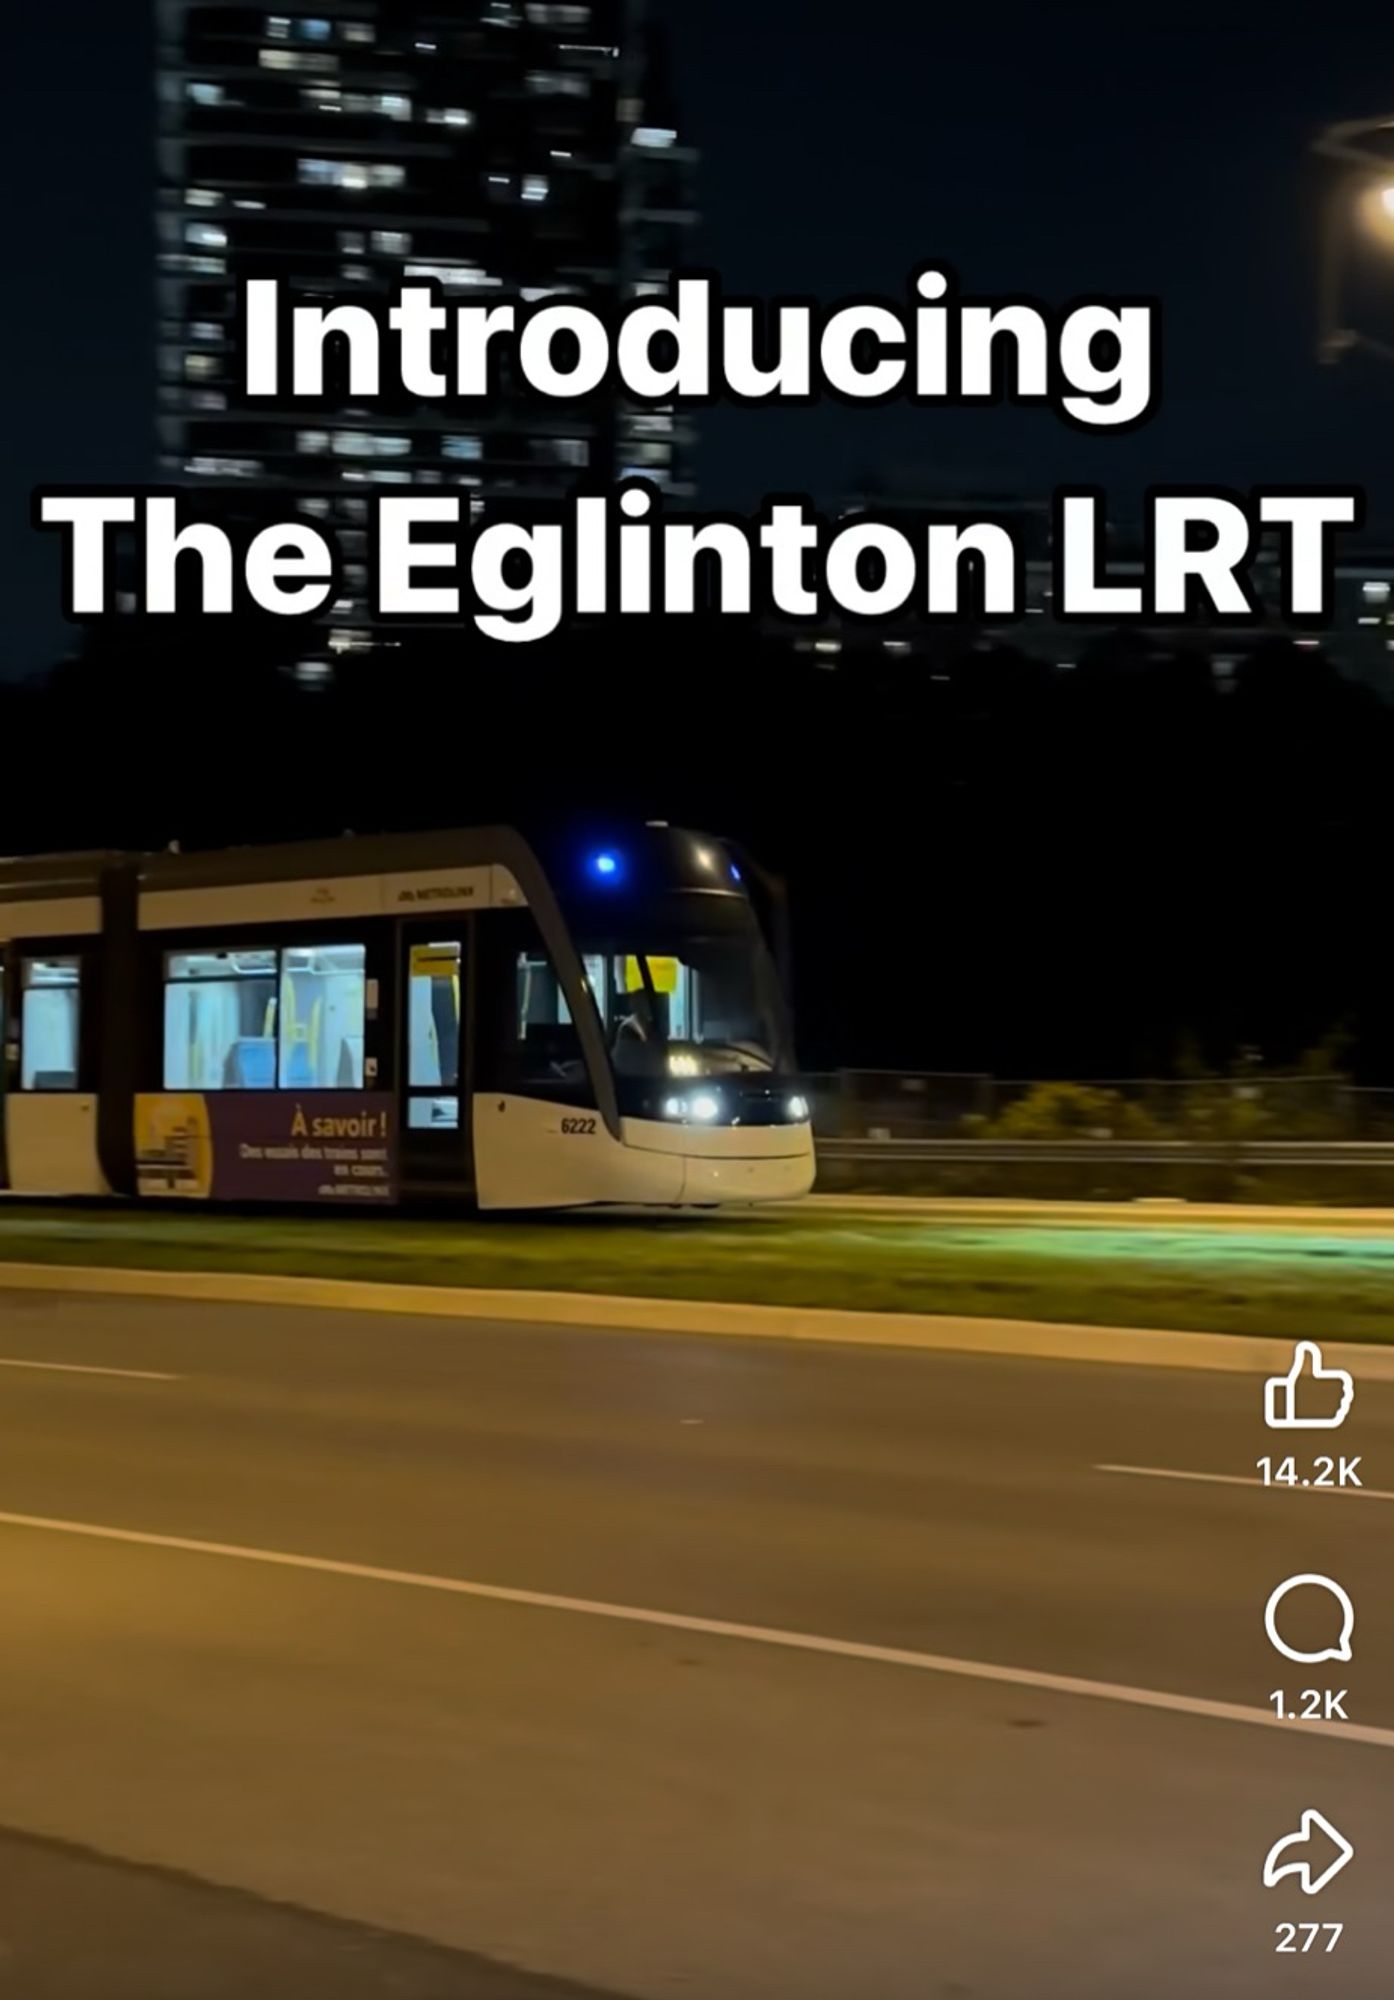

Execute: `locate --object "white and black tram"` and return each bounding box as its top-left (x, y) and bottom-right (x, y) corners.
top-left (0, 823), bottom-right (815, 1209)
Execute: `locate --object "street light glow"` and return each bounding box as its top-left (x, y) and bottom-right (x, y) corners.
top-left (1352, 176), bottom-right (1394, 252)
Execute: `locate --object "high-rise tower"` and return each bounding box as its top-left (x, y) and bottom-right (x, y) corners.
top-left (155, 0), bottom-right (696, 672)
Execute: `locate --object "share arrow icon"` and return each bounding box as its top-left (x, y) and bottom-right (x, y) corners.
top-left (1262, 1811), bottom-right (1354, 1896)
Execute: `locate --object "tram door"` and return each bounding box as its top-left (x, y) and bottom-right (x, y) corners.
top-left (399, 924), bottom-right (474, 1195)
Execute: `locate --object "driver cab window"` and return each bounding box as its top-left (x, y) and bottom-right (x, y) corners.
top-left (594, 954), bottom-right (686, 1063)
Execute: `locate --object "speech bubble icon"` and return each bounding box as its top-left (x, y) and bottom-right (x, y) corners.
top-left (1264, 1574), bottom-right (1355, 1666)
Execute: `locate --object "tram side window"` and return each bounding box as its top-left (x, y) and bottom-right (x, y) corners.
top-left (164, 949), bottom-right (279, 1090)
top-left (476, 911), bottom-right (594, 1106)
top-left (20, 957), bottom-right (80, 1091)
top-left (512, 949), bottom-right (590, 1095)
top-left (279, 943), bottom-right (366, 1088)
top-left (164, 945), bottom-right (366, 1090)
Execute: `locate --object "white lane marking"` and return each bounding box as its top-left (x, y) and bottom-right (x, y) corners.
top-left (1097, 1463), bottom-right (1394, 1503)
top-left (0, 1508), bottom-right (1392, 1750)
top-left (0, 1357), bottom-right (178, 1383)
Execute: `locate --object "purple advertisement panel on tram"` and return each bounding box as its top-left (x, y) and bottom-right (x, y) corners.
top-left (135, 1093), bottom-right (398, 1203)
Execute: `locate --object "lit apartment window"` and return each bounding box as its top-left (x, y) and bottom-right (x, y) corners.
top-left (296, 430), bottom-right (331, 454)
top-left (332, 432), bottom-right (410, 458)
top-left (526, 70), bottom-right (589, 96)
top-left (314, 87), bottom-right (411, 118)
top-left (526, 3), bottom-right (591, 22)
top-left (299, 158), bottom-right (406, 189)
top-left (532, 436), bottom-right (588, 466)
top-left (261, 47), bottom-right (338, 70)
top-left (522, 173), bottom-right (549, 202)
top-left (185, 221), bottom-right (227, 248)
top-left (188, 320), bottom-right (224, 343)
top-left (184, 352), bottom-right (219, 379)
top-left (443, 436), bottom-right (483, 461)
top-left (405, 260), bottom-right (498, 287)
top-left (185, 187), bottom-right (220, 208)
top-left (372, 229), bottom-right (412, 254)
top-left (187, 81), bottom-right (225, 106)
top-left (633, 126), bottom-right (677, 149)
top-left (426, 106), bottom-right (474, 126)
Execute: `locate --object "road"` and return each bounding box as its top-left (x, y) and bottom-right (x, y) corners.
top-left (0, 1288), bottom-right (1388, 1997)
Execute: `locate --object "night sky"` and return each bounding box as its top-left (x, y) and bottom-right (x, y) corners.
top-left (9, 3), bottom-right (1394, 678)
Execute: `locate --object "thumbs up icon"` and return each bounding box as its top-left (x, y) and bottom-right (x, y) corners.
top-left (1264, 1342), bottom-right (1354, 1431)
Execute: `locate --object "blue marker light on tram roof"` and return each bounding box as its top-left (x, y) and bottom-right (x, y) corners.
top-left (591, 851), bottom-right (620, 879)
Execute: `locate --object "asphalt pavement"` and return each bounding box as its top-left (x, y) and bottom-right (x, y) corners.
top-left (0, 1284), bottom-right (1388, 1997)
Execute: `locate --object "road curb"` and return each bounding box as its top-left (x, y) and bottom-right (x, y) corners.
top-left (0, 1258), bottom-right (1390, 1375)
top-left (800, 1194), bottom-right (1394, 1231)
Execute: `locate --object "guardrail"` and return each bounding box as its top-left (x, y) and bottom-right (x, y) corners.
top-left (816, 1138), bottom-right (1394, 1168)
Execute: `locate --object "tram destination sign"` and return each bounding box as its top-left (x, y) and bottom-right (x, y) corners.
top-left (135, 1093), bottom-right (399, 1204)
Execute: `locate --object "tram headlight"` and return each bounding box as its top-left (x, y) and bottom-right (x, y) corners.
top-left (660, 1090), bottom-right (720, 1122)
top-left (786, 1093), bottom-right (810, 1122)
top-left (660, 1090), bottom-right (724, 1123)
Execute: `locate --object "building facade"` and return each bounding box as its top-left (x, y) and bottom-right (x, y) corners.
top-left (155, 0), bottom-right (696, 673)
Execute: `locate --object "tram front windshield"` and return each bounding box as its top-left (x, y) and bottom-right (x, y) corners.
top-left (525, 875), bottom-right (788, 1082)
top-left (579, 924), bottom-right (785, 1079)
